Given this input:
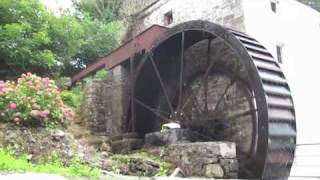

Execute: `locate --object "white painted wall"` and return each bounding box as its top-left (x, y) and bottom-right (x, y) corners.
top-left (242, 0), bottom-right (320, 145)
top-left (242, 0), bottom-right (320, 177)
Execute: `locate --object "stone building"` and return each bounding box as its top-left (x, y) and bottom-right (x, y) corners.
top-left (81, 0), bottom-right (320, 177)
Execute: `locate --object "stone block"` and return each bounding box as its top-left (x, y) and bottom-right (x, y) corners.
top-left (159, 141), bottom-right (238, 178)
top-left (220, 159), bottom-right (239, 173)
top-left (205, 164), bottom-right (224, 178)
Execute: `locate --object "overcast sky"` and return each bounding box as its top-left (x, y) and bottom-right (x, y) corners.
top-left (40, 0), bottom-right (74, 15)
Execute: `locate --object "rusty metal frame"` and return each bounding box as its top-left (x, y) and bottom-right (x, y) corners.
top-left (71, 25), bottom-right (168, 84)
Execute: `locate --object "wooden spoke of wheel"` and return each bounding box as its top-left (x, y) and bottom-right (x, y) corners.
top-left (211, 80), bottom-right (236, 114)
top-left (187, 87), bottom-right (203, 114)
top-left (204, 39), bottom-right (211, 113)
top-left (181, 45), bottom-right (225, 111)
top-left (177, 32), bottom-right (185, 113)
top-left (135, 98), bottom-right (170, 122)
top-left (228, 109), bottom-right (257, 120)
top-left (149, 53), bottom-right (175, 114)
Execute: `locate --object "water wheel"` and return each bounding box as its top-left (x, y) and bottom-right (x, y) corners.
top-left (129, 21), bottom-right (296, 179)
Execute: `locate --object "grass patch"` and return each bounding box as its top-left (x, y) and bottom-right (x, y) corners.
top-left (0, 147), bottom-right (101, 178)
top-left (111, 151), bottom-right (174, 176)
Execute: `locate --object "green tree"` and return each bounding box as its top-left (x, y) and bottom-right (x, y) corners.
top-left (47, 14), bottom-right (85, 76)
top-left (0, 0), bottom-right (122, 79)
top-left (67, 19), bottom-right (121, 75)
top-left (74, 0), bottom-right (123, 22)
top-left (0, 0), bottom-right (56, 78)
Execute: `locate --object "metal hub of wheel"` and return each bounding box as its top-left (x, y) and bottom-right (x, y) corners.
top-left (129, 21), bottom-right (296, 179)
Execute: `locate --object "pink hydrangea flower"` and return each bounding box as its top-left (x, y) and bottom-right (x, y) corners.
top-left (30, 110), bottom-right (40, 118)
top-left (39, 110), bottom-right (50, 118)
top-left (9, 103), bottom-right (17, 110)
top-left (42, 78), bottom-right (50, 84)
top-left (43, 110), bottom-right (50, 116)
top-left (28, 81), bottom-right (33, 86)
top-left (0, 81), bottom-right (5, 88)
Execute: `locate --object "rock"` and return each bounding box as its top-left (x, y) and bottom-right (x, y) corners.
top-left (169, 167), bottom-right (185, 177)
top-left (52, 130), bottom-right (65, 141)
top-left (205, 164), bottom-right (224, 178)
top-left (0, 124), bottom-right (82, 165)
top-left (100, 142), bottom-right (112, 152)
top-left (128, 158), bottom-right (160, 176)
top-left (78, 152), bottom-right (85, 158)
top-left (100, 151), bottom-right (109, 158)
top-left (27, 154), bottom-right (33, 161)
top-left (29, 138), bottom-right (36, 143)
top-left (145, 129), bottom-right (206, 146)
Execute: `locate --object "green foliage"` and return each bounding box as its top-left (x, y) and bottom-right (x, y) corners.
top-left (61, 89), bottom-right (82, 108)
top-left (0, 0), bottom-right (122, 79)
top-left (298, 0), bottom-right (320, 11)
top-left (0, 147), bottom-right (101, 178)
top-left (67, 19), bottom-right (121, 76)
top-left (94, 69), bottom-right (108, 79)
top-left (111, 151), bottom-right (174, 176)
top-left (47, 15), bottom-right (85, 71)
top-left (0, 73), bottom-right (74, 126)
top-left (75, 0), bottom-right (123, 22)
top-left (61, 91), bottom-right (78, 108)
top-left (54, 77), bottom-right (72, 91)
top-left (0, 0), bottom-right (56, 78)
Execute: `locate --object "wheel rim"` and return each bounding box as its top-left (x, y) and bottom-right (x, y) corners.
top-left (130, 21), bottom-right (296, 179)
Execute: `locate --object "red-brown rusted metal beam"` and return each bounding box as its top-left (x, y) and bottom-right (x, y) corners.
top-left (71, 25), bottom-right (168, 83)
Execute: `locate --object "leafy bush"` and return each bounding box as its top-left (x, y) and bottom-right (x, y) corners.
top-left (0, 73), bottom-right (74, 126)
top-left (0, 147), bottom-right (101, 177)
top-left (94, 69), bottom-right (108, 79)
top-left (61, 90), bottom-right (82, 108)
top-left (54, 77), bottom-right (72, 91)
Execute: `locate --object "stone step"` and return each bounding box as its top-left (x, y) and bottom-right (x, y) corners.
top-left (111, 138), bottom-right (144, 154)
top-left (110, 132), bottom-right (140, 141)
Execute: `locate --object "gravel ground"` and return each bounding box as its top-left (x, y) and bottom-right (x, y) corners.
top-left (0, 173), bottom-right (69, 180)
top-left (0, 173), bottom-right (210, 180)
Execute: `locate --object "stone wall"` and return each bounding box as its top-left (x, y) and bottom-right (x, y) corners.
top-left (81, 65), bottom-right (129, 136)
top-left (162, 142), bottom-right (239, 178)
top-left (128, 0), bottom-right (246, 38)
